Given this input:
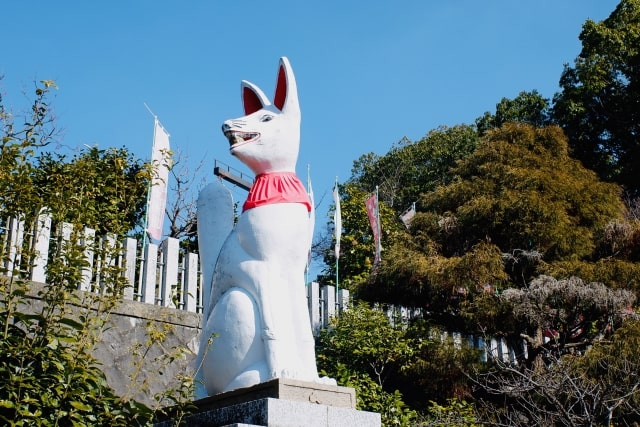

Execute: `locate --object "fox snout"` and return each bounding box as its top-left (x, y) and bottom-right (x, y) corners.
top-left (221, 122), bottom-right (234, 144)
top-left (222, 121), bottom-right (260, 149)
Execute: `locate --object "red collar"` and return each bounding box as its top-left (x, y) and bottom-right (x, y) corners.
top-left (243, 172), bottom-right (312, 213)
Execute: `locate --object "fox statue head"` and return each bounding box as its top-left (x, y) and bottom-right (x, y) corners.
top-left (222, 57), bottom-right (301, 175)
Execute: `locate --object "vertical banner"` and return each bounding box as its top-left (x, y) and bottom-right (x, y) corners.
top-left (305, 165), bottom-right (314, 278)
top-left (365, 189), bottom-right (382, 264)
top-left (399, 202), bottom-right (416, 229)
top-left (332, 181), bottom-right (342, 260)
top-left (146, 118), bottom-right (171, 242)
top-left (307, 165), bottom-right (314, 211)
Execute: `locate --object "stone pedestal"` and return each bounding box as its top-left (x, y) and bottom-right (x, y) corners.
top-left (155, 378), bottom-right (381, 427)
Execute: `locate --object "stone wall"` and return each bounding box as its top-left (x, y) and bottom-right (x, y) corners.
top-left (21, 282), bottom-right (202, 408)
top-left (94, 297), bottom-right (201, 407)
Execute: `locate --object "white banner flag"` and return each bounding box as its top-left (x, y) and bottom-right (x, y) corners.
top-left (333, 181), bottom-right (342, 259)
top-left (400, 202), bottom-right (416, 228)
top-left (365, 190), bottom-right (382, 264)
top-left (306, 166), bottom-right (314, 273)
top-left (147, 118), bottom-right (171, 241)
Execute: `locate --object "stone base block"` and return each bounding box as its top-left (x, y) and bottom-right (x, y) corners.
top-left (197, 378), bottom-right (357, 410)
top-left (158, 397), bottom-right (380, 427)
top-left (154, 379), bottom-right (380, 427)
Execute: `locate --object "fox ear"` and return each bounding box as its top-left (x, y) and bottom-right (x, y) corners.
top-left (241, 80), bottom-right (270, 115)
top-left (273, 64), bottom-right (287, 111)
top-left (273, 57), bottom-right (299, 114)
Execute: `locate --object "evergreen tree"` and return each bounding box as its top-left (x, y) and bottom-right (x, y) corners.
top-left (368, 124), bottom-right (635, 323)
top-left (552, 0), bottom-right (640, 196)
top-left (476, 90), bottom-right (551, 136)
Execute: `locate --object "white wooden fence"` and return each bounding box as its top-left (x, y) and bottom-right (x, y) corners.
top-left (2, 212), bottom-right (529, 363)
top-left (0, 212), bottom-right (348, 331)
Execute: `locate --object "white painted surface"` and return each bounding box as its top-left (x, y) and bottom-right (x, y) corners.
top-left (197, 57), bottom-right (328, 395)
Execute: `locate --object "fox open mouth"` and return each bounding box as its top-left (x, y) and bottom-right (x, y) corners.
top-left (225, 130), bottom-right (259, 148)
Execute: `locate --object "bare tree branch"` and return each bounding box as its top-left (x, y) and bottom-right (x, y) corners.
top-left (165, 149), bottom-right (206, 243)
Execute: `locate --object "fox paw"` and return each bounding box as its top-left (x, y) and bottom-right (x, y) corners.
top-left (316, 376), bottom-right (337, 386)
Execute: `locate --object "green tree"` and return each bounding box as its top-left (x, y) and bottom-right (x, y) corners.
top-left (551, 0), bottom-right (640, 196)
top-left (420, 124), bottom-right (625, 278)
top-left (315, 303), bottom-right (417, 426)
top-left (0, 80), bottom-right (54, 217)
top-left (350, 125), bottom-right (478, 212)
top-left (400, 321), bottom-right (482, 408)
top-left (316, 303), bottom-right (482, 422)
top-left (318, 182), bottom-right (405, 292)
top-left (364, 123), bottom-right (638, 332)
top-left (33, 146), bottom-right (151, 236)
top-left (322, 125), bottom-right (479, 293)
top-left (475, 90), bottom-right (551, 136)
top-left (422, 398), bottom-right (479, 427)
top-left (317, 303), bottom-right (413, 388)
top-left (0, 81), bottom-right (175, 425)
top-left (364, 241), bottom-right (509, 329)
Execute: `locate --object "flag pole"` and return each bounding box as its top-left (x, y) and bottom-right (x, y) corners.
top-left (138, 105), bottom-right (158, 300)
top-left (333, 177), bottom-right (340, 311)
top-left (337, 177), bottom-right (339, 290)
top-left (375, 185), bottom-right (381, 263)
top-left (336, 256), bottom-right (339, 313)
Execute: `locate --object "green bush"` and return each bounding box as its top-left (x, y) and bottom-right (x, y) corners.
top-left (0, 80), bottom-right (190, 426)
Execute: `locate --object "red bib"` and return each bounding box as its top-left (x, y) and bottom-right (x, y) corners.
top-left (242, 172), bottom-right (312, 213)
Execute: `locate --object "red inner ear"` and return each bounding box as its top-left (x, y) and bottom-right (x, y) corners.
top-left (243, 87), bottom-right (264, 115)
top-left (273, 65), bottom-right (287, 111)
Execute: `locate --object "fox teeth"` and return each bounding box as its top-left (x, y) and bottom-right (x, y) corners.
top-left (226, 131), bottom-right (259, 147)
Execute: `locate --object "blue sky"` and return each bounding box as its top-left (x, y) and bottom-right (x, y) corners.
top-left (1, 1), bottom-right (620, 274)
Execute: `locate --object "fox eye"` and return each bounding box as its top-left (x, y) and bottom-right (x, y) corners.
top-left (260, 114), bottom-right (274, 122)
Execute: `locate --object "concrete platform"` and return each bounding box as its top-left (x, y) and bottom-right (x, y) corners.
top-left (196, 378), bottom-right (357, 410)
top-left (154, 379), bottom-right (381, 427)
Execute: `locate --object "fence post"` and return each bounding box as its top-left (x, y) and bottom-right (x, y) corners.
top-left (453, 332), bottom-right (462, 351)
top-left (5, 216), bottom-right (25, 277)
top-left (79, 227), bottom-right (96, 292)
top-left (489, 337), bottom-right (500, 361)
top-left (122, 237), bottom-right (137, 301)
top-left (184, 251), bottom-right (199, 312)
top-left (477, 336), bottom-right (487, 363)
top-left (307, 281), bottom-right (320, 333)
top-left (99, 233), bottom-right (119, 294)
top-left (161, 237), bottom-right (180, 308)
top-left (142, 242), bottom-right (158, 304)
top-left (337, 288), bottom-right (350, 312)
top-left (31, 212), bottom-right (52, 283)
top-left (500, 337), bottom-right (510, 363)
top-left (321, 285), bottom-right (335, 328)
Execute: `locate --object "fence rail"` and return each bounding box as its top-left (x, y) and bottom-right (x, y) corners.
top-left (0, 212), bottom-right (348, 331)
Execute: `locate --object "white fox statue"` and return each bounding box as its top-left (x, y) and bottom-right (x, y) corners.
top-left (195, 57), bottom-right (327, 396)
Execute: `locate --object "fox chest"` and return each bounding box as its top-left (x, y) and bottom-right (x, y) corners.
top-left (233, 203), bottom-right (311, 263)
